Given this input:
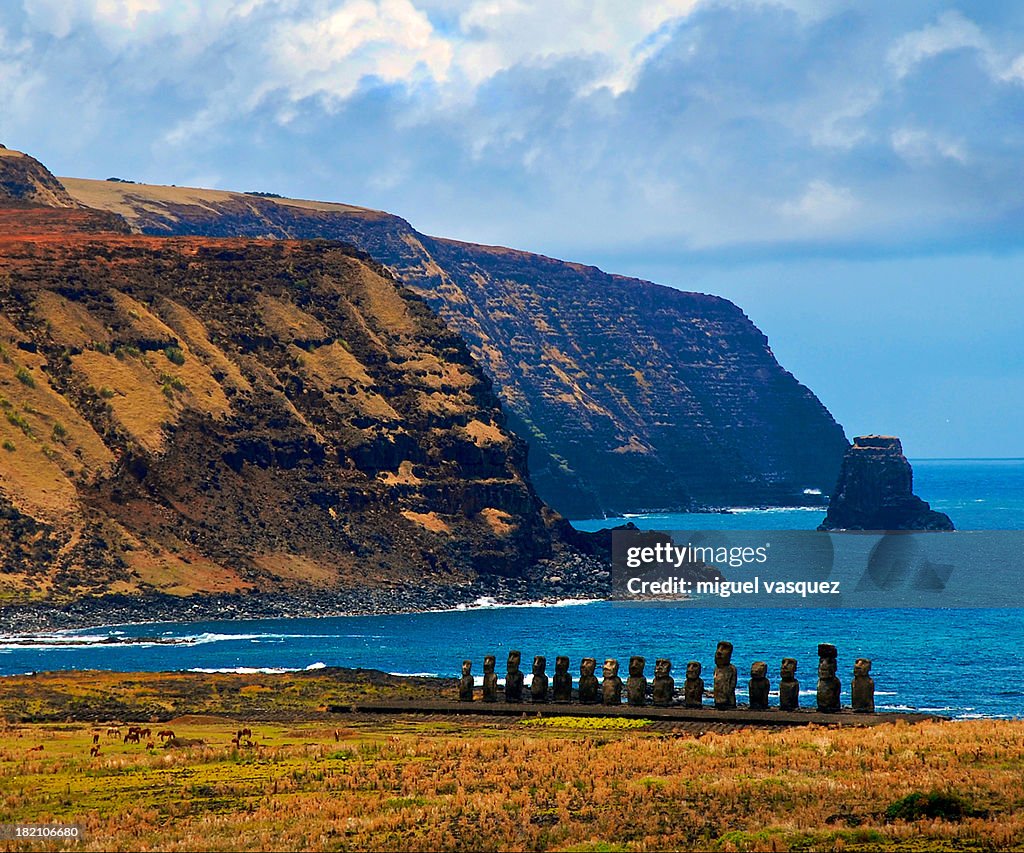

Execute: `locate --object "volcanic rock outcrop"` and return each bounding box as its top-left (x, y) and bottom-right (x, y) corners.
top-left (0, 146), bottom-right (81, 208)
top-left (61, 176), bottom-right (850, 517)
top-left (818, 436), bottom-right (954, 531)
top-left (0, 150), bottom-right (566, 605)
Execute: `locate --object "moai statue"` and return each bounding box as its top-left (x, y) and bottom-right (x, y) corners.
top-left (683, 661), bottom-right (704, 708)
top-left (553, 656), bottom-right (572, 703)
top-left (779, 657), bottom-right (800, 711)
top-left (652, 658), bottom-right (675, 706)
top-left (482, 655), bottom-right (499, 703)
top-left (626, 656), bottom-right (647, 707)
top-left (713, 641), bottom-right (737, 710)
top-left (578, 658), bottom-right (600, 704)
top-left (505, 650), bottom-right (524, 703)
top-left (748, 661), bottom-right (770, 710)
top-left (601, 658), bottom-right (623, 705)
top-left (531, 656), bottom-right (549, 703)
top-left (852, 658), bottom-right (875, 713)
top-left (816, 643), bottom-right (841, 713)
top-left (459, 659), bottom-right (474, 702)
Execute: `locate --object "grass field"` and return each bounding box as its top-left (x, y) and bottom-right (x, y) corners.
top-left (1, 671), bottom-right (1023, 851)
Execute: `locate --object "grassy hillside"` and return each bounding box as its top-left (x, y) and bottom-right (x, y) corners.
top-left (0, 154), bottom-right (565, 607)
top-left (61, 175), bottom-right (849, 518)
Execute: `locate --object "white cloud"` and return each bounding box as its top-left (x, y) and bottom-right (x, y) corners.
top-left (270, 0), bottom-right (453, 103)
top-left (779, 180), bottom-right (859, 226)
top-left (891, 127), bottom-right (967, 165)
top-left (888, 10), bottom-right (988, 79)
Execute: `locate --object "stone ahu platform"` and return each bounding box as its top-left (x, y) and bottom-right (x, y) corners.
top-left (328, 699), bottom-right (938, 728)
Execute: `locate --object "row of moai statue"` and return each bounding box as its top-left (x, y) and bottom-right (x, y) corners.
top-left (459, 642), bottom-right (875, 713)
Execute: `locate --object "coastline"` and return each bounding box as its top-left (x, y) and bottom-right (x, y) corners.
top-left (0, 552), bottom-right (612, 635)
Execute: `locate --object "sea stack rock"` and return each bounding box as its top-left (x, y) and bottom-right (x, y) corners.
top-left (819, 436), bottom-right (954, 531)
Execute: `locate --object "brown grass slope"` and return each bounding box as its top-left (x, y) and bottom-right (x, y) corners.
top-left (0, 153), bottom-right (558, 605)
top-left (62, 175), bottom-right (849, 517)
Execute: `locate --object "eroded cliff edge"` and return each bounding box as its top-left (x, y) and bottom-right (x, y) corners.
top-left (62, 177), bottom-right (850, 517)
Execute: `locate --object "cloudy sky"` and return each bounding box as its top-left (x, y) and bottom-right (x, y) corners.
top-left (2, 0), bottom-right (1022, 457)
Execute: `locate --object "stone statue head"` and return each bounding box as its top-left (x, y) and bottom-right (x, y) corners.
top-left (781, 657), bottom-right (798, 679)
top-left (655, 658), bottom-right (671, 678)
top-left (555, 656), bottom-right (569, 674)
top-left (581, 657), bottom-right (596, 677)
top-left (854, 657), bottom-right (872, 677)
top-left (628, 656), bottom-right (646, 677)
top-left (818, 643), bottom-right (838, 661)
top-left (715, 641), bottom-right (733, 666)
top-left (483, 655), bottom-right (495, 673)
top-left (603, 658), bottom-right (619, 678)
top-left (818, 657), bottom-right (837, 678)
top-left (686, 660), bottom-right (702, 679)
top-left (751, 660), bottom-right (768, 679)
top-left (532, 655), bottom-right (546, 676)
top-left (507, 650), bottom-right (521, 671)
top-left (461, 659), bottom-right (472, 677)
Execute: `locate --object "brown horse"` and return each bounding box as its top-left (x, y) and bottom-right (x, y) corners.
top-left (157, 729), bottom-right (175, 741)
top-left (123, 732), bottom-right (140, 744)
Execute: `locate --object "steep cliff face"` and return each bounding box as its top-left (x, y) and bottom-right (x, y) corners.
top-left (0, 147), bottom-right (80, 208)
top-left (0, 153), bottom-right (558, 605)
top-left (818, 436), bottom-right (954, 531)
top-left (62, 178), bottom-right (850, 518)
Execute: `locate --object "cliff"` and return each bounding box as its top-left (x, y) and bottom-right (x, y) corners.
top-left (0, 146), bottom-right (81, 208)
top-left (0, 151), bottom-right (566, 607)
top-left (61, 177), bottom-right (850, 517)
top-left (818, 436), bottom-right (954, 531)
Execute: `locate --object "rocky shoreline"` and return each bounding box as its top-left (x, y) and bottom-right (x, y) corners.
top-left (0, 551), bottom-right (612, 635)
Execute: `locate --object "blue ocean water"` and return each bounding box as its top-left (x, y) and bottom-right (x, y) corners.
top-left (2, 460), bottom-right (1022, 718)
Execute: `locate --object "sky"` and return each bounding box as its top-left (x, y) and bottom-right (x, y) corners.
top-left (1, 0), bottom-right (1022, 457)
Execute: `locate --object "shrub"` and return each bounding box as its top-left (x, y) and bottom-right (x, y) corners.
top-left (164, 346), bottom-right (186, 366)
top-left (98, 386), bottom-right (116, 399)
top-left (114, 344), bottom-right (141, 360)
top-left (2, 440), bottom-right (14, 452)
top-left (15, 366), bottom-right (35, 388)
top-left (160, 374), bottom-right (187, 398)
top-left (51, 422), bottom-right (67, 442)
top-left (4, 410), bottom-right (32, 436)
top-left (885, 790), bottom-right (982, 823)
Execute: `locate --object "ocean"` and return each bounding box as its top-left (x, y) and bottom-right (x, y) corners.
top-left (2, 459), bottom-right (1022, 719)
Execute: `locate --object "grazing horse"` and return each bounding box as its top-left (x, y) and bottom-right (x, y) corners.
top-left (123, 732), bottom-right (140, 744)
top-left (239, 727), bottom-right (252, 739)
top-left (157, 729), bottom-right (174, 741)
top-left (138, 728), bottom-right (152, 738)
top-left (107, 727), bottom-right (120, 738)
top-left (92, 733), bottom-right (100, 745)
top-left (89, 746), bottom-right (100, 757)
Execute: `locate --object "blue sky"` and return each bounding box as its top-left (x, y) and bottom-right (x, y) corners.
top-left (1, 0), bottom-right (1022, 456)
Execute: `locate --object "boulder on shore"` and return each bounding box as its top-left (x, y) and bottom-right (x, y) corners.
top-left (818, 436), bottom-right (954, 531)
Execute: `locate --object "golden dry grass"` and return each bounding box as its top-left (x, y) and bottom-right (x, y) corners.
top-left (2, 712), bottom-right (1024, 852)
